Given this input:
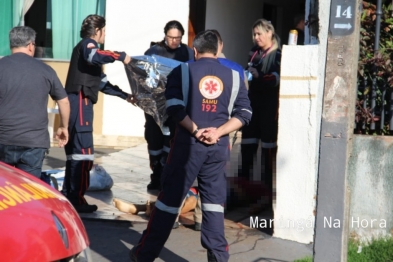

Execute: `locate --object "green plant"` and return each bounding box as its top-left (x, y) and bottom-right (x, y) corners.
top-left (356, 0), bottom-right (393, 134)
top-left (294, 237), bottom-right (393, 262)
top-left (348, 237), bottom-right (393, 262)
top-left (294, 257), bottom-right (313, 262)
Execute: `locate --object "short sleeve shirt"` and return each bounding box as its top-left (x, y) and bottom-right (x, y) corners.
top-left (0, 53), bottom-right (67, 148)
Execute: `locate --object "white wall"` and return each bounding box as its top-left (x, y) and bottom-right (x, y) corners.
top-left (273, 0), bottom-right (330, 243)
top-left (103, 0), bottom-right (190, 137)
top-left (205, 0), bottom-right (263, 66)
top-left (275, 45), bottom-right (319, 243)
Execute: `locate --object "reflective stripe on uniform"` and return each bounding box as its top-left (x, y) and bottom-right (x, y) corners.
top-left (163, 146), bottom-right (171, 153)
top-left (162, 126), bottom-right (170, 136)
top-left (202, 203), bottom-right (224, 213)
top-left (66, 154), bottom-right (95, 161)
top-left (166, 98), bottom-right (184, 108)
top-left (87, 49), bottom-right (97, 63)
top-left (241, 138), bottom-right (259, 145)
top-left (228, 70), bottom-right (240, 117)
top-left (155, 200), bottom-right (180, 214)
top-left (241, 108), bottom-right (252, 114)
top-left (261, 142), bottom-right (277, 148)
top-left (101, 74), bottom-right (108, 84)
top-left (181, 63), bottom-right (189, 107)
top-left (148, 149), bottom-right (163, 156)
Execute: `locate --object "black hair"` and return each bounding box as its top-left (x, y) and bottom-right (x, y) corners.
top-left (164, 20), bottom-right (185, 35)
top-left (80, 14), bottom-right (106, 38)
top-left (294, 13), bottom-right (305, 27)
top-left (192, 30), bottom-right (218, 55)
top-left (208, 29), bottom-right (222, 44)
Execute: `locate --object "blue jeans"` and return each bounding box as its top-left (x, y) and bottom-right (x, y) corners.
top-left (0, 144), bottom-right (47, 178)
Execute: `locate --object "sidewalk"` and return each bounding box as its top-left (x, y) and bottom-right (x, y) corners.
top-left (45, 143), bottom-right (313, 261)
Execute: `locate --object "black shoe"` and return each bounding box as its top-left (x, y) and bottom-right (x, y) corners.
top-left (74, 204), bottom-right (97, 213)
top-left (173, 221), bottom-right (180, 229)
top-left (207, 250), bottom-right (218, 262)
top-left (194, 222), bottom-right (201, 231)
top-left (147, 180), bottom-right (161, 190)
top-left (129, 247), bottom-right (138, 262)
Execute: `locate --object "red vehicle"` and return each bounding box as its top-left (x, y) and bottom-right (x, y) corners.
top-left (0, 162), bottom-right (91, 262)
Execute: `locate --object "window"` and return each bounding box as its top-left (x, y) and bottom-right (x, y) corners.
top-left (0, 0), bottom-right (106, 60)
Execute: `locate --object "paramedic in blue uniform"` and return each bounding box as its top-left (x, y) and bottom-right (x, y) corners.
top-left (129, 30), bottom-right (252, 262)
top-left (143, 20), bottom-right (194, 190)
top-left (62, 14), bottom-right (132, 213)
top-left (181, 29), bottom-right (247, 231)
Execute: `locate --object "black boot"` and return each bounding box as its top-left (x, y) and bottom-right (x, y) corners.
top-left (147, 173), bottom-right (161, 190)
top-left (147, 181), bottom-right (161, 190)
top-left (147, 161), bottom-right (162, 190)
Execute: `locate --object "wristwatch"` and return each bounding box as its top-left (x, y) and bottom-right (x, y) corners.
top-left (192, 128), bottom-right (199, 136)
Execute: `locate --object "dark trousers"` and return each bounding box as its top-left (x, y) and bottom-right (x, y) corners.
top-left (61, 92), bottom-right (94, 205)
top-left (133, 141), bottom-right (229, 262)
top-left (0, 144), bottom-right (46, 178)
top-left (144, 113), bottom-right (173, 181)
top-left (239, 99), bottom-right (278, 189)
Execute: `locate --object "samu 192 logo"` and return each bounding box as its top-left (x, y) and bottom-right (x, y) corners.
top-left (199, 76), bottom-right (223, 99)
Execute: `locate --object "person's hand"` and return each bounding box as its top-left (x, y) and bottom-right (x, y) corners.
top-left (56, 127), bottom-right (69, 147)
top-left (195, 127), bottom-right (220, 144)
top-left (248, 67), bottom-right (259, 78)
top-left (127, 94), bottom-right (138, 106)
top-left (123, 54), bottom-right (131, 65)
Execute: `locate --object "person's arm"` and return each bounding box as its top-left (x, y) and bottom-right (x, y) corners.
top-left (249, 51), bottom-right (281, 88)
top-left (165, 66), bottom-right (188, 122)
top-left (165, 66), bottom-right (201, 136)
top-left (144, 45), bottom-right (157, 56)
top-left (82, 38), bottom-right (131, 66)
top-left (203, 74), bottom-right (252, 143)
top-left (99, 73), bottom-right (131, 101)
top-left (55, 97), bottom-right (70, 147)
top-left (243, 71), bottom-right (249, 90)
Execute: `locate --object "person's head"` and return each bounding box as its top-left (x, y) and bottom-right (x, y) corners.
top-left (208, 29), bottom-right (223, 55)
top-left (252, 19), bottom-right (279, 51)
top-left (80, 14), bottom-right (106, 44)
top-left (192, 30), bottom-right (218, 60)
top-left (9, 26), bottom-right (36, 56)
top-left (163, 20), bottom-right (185, 49)
top-left (294, 14), bottom-right (305, 31)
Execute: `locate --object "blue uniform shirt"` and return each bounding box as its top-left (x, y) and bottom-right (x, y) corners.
top-left (165, 57), bottom-right (252, 145)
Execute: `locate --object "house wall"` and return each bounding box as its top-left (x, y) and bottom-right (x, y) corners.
top-left (205, 0), bottom-right (263, 66)
top-left (205, 0), bottom-right (305, 66)
top-left (273, 0), bottom-right (330, 244)
top-left (348, 135), bottom-right (393, 240)
top-left (100, 0), bottom-right (190, 145)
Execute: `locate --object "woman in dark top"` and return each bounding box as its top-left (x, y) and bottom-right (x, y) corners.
top-left (62, 14), bottom-right (132, 213)
top-left (143, 20), bottom-right (194, 191)
top-left (239, 19), bottom-right (281, 213)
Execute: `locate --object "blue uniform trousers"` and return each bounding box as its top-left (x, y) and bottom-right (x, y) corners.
top-left (61, 92), bottom-right (94, 206)
top-left (133, 140), bottom-right (229, 262)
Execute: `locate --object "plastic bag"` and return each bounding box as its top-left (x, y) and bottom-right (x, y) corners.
top-left (124, 55), bottom-right (182, 131)
top-left (88, 165), bottom-right (114, 191)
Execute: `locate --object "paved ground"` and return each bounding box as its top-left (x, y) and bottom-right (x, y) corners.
top-left (43, 144), bottom-right (313, 262)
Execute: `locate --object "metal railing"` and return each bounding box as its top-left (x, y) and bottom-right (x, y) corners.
top-left (355, 0), bottom-right (393, 135)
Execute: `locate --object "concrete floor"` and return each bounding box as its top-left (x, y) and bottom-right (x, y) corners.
top-left (43, 143), bottom-right (313, 261)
